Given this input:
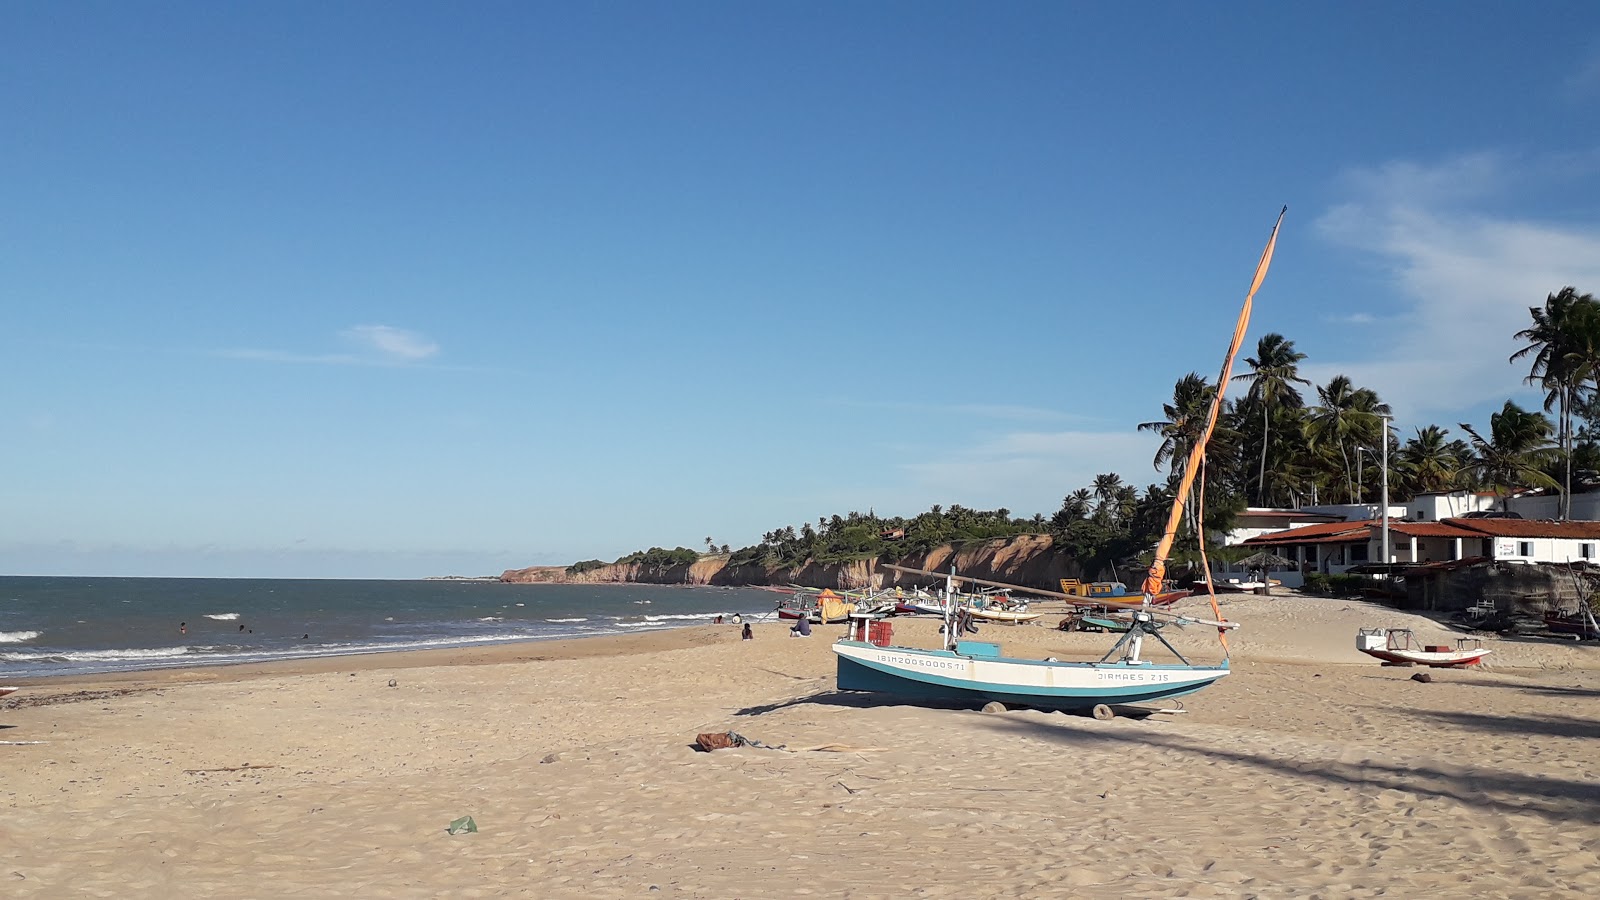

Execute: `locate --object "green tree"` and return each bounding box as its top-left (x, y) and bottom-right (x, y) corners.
top-left (1512, 286), bottom-right (1600, 518)
top-left (1304, 376), bottom-right (1392, 503)
top-left (1458, 402), bottom-right (1560, 503)
top-left (1395, 425), bottom-right (1462, 496)
top-left (1233, 334), bottom-right (1311, 505)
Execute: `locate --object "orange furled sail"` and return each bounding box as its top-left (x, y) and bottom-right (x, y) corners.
top-left (1141, 208), bottom-right (1287, 646)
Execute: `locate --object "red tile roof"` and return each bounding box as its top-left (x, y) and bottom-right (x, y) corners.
top-left (1242, 518), bottom-right (1479, 545)
top-left (1243, 515), bottom-right (1600, 545)
top-left (1241, 520), bottom-right (1370, 543)
top-left (1444, 518), bottom-right (1600, 539)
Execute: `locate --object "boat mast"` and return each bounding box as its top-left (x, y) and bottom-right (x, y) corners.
top-left (1141, 208), bottom-right (1287, 647)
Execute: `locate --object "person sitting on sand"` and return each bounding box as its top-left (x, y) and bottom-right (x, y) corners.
top-left (790, 617), bottom-right (811, 638)
top-left (741, 623), bottom-right (753, 640)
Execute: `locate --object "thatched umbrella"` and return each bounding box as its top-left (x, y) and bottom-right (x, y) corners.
top-left (1238, 551), bottom-right (1294, 570)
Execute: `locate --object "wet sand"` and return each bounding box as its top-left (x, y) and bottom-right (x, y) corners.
top-left (3, 595), bottom-right (1599, 898)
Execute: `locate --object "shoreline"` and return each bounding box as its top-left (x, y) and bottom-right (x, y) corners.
top-left (5, 596), bottom-right (1600, 897)
top-left (1, 621), bottom-right (748, 691)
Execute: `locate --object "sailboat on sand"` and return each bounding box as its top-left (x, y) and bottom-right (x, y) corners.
top-left (832, 208), bottom-right (1288, 714)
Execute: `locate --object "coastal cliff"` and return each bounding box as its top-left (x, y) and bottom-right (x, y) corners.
top-left (499, 534), bottom-right (1097, 593)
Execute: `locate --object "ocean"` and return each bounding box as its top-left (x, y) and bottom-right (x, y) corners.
top-left (0, 577), bottom-right (781, 679)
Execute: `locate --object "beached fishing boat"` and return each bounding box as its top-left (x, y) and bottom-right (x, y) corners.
top-left (966, 606), bottom-right (1043, 623)
top-left (832, 209), bottom-right (1286, 714)
top-left (1544, 607), bottom-right (1600, 639)
top-left (0, 686), bottom-right (18, 698)
top-left (1356, 628), bottom-right (1490, 667)
top-left (1059, 609), bottom-right (1136, 633)
top-left (776, 589), bottom-right (857, 623)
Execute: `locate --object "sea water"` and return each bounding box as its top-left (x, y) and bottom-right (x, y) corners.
top-left (0, 577), bottom-right (779, 679)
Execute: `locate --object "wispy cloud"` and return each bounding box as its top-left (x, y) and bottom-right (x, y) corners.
top-left (833, 398), bottom-right (1101, 424)
top-left (899, 429), bottom-right (1162, 509)
top-left (220, 324), bottom-right (441, 367)
top-left (1323, 312), bottom-right (1377, 326)
top-left (1564, 44), bottom-right (1600, 100)
top-left (342, 325), bottom-right (439, 361)
top-left (1309, 153), bottom-right (1600, 421)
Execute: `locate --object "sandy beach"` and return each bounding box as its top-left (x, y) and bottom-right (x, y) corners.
top-left (4, 594), bottom-right (1599, 898)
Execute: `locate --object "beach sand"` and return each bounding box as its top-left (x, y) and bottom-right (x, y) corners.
top-left (4, 594), bottom-right (1599, 898)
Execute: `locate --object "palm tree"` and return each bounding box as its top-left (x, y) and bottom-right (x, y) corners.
top-left (1091, 473), bottom-right (1124, 524)
top-left (1138, 373), bottom-right (1215, 477)
top-left (1305, 375), bottom-right (1392, 502)
top-left (1233, 334), bottom-right (1311, 505)
top-left (1511, 286), bottom-right (1600, 518)
top-left (1396, 425), bottom-right (1461, 495)
top-left (1459, 402), bottom-right (1560, 505)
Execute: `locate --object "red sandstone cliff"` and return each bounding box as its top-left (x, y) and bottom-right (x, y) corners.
top-left (499, 534), bottom-right (1096, 594)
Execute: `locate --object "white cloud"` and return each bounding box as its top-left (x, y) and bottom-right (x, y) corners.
top-left (833, 398), bottom-right (1100, 424)
top-left (1323, 312), bottom-right (1377, 326)
top-left (1565, 45), bottom-right (1600, 99)
top-left (219, 325), bottom-right (442, 367)
top-left (900, 429), bottom-right (1163, 509)
top-left (342, 325), bottom-right (439, 361)
top-left (1309, 154), bottom-right (1600, 421)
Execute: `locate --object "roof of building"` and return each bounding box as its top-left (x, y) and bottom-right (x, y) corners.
top-left (1241, 515), bottom-right (1600, 545)
top-left (1445, 518), bottom-right (1600, 539)
top-left (1237, 509), bottom-right (1343, 520)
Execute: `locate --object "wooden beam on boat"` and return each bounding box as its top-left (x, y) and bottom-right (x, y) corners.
top-left (877, 563), bottom-right (1239, 630)
top-left (879, 563), bottom-right (1080, 600)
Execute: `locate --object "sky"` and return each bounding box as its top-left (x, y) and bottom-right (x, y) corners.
top-left (5, 2), bottom-right (1600, 578)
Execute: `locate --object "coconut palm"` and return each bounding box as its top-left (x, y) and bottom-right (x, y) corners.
top-left (1396, 425), bottom-right (1462, 495)
top-left (1305, 375), bottom-right (1392, 502)
top-left (1458, 402), bottom-right (1560, 503)
top-left (1091, 473), bottom-right (1125, 524)
top-left (1233, 333), bottom-right (1311, 505)
top-left (1138, 373), bottom-right (1215, 476)
top-left (1511, 286), bottom-right (1600, 518)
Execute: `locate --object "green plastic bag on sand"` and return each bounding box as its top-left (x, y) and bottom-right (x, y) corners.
top-left (447, 816), bottom-right (478, 835)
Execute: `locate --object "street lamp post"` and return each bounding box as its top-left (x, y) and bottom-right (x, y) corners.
top-left (1380, 415), bottom-right (1392, 565)
top-left (1355, 447), bottom-right (1371, 504)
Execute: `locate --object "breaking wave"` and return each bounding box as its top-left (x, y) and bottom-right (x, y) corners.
top-left (0, 630), bottom-right (42, 643)
top-left (2, 646), bottom-right (191, 663)
top-left (204, 613), bottom-right (240, 621)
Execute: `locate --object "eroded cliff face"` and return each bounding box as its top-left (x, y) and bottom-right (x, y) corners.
top-left (498, 534), bottom-right (1098, 594)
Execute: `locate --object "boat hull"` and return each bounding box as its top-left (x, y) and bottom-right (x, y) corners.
top-left (1358, 648), bottom-right (1489, 667)
top-left (1544, 614), bottom-right (1600, 638)
top-left (966, 608), bottom-right (1043, 623)
top-left (833, 641), bottom-right (1229, 711)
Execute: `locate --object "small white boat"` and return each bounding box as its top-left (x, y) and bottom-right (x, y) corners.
top-left (965, 606), bottom-right (1043, 623)
top-left (1356, 628), bottom-right (1490, 667)
top-left (0, 686), bottom-right (19, 698)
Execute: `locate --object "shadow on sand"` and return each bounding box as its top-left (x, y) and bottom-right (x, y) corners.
top-left (972, 712), bottom-right (1600, 826)
top-left (735, 690), bottom-right (976, 717)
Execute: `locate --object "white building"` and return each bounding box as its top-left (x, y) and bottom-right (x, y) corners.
top-left (1237, 516), bottom-right (1600, 586)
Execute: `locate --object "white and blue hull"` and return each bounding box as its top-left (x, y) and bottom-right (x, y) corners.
top-left (834, 640), bottom-right (1229, 711)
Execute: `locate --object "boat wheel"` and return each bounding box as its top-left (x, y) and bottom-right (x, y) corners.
top-left (1091, 704), bottom-right (1116, 721)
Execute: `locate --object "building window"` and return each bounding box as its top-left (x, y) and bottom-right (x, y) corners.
top-left (1350, 543), bottom-right (1369, 562)
top-left (1417, 510), bottom-right (1427, 520)
top-left (1518, 541), bottom-right (1534, 557)
top-left (1583, 543), bottom-right (1596, 560)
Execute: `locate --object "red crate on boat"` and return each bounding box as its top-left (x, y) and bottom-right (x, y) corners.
top-left (868, 622), bottom-right (893, 647)
top-left (1426, 645), bottom-right (1449, 653)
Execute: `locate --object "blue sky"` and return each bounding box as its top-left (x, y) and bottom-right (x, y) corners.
top-left (5, 2), bottom-right (1600, 578)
